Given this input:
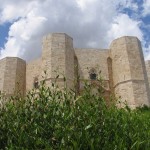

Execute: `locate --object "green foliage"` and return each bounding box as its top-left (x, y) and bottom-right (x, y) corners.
top-left (0, 82), bottom-right (150, 150)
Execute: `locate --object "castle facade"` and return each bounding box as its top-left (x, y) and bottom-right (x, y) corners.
top-left (0, 33), bottom-right (150, 108)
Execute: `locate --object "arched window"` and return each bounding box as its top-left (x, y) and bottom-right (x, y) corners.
top-left (89, 68), bottom-right (97, 80)
top-left (34, 77), bottom-right (39, 89)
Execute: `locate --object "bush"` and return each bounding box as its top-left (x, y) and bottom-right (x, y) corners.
top-left (0, 81), bottom-right (150, 149)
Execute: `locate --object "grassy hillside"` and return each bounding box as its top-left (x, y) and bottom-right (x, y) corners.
top-left (0, 82), bottom-right (150, 149)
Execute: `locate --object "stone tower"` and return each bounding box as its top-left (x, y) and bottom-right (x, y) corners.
top-left (41, 33), bottom-right (75, 89)
top-left (0, 57), bottom-right (26, 96)
top-left (26, 33), bottom-right (75, 91)
top-left (110, 36), bottom-right (150, 108)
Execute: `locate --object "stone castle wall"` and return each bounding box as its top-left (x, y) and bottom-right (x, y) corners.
top-left (110, 37), bottom-right (150, 108)
top-left (44, 33), bottom-right (75, 89)
top-left (0, 33), bottom-right (150, 107)
top-left (26, 58), bottom-right (41, 91)
top-left (145, 61), bottom-right (150, 90)
top-left (74, 48), bottom-right (110, 93)
top-left (0, 58), bottom-right (6, 91)
top-left (0, 57), bottom-right (26, 96)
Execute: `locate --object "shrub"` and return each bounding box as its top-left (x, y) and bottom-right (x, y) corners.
top-left (0, 81), bottom-right (150, 149)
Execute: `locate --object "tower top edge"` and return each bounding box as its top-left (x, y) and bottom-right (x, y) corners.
top-left (0, 57), bottom-right (26, 62)
top-left (43, 32), bottom-right (73, 40)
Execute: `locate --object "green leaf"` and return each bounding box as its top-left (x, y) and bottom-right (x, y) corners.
top-left (85, 124), bottom-right (92, 130)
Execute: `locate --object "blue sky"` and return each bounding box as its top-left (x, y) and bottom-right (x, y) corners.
top-left (0, 23), bottom-right (11, 47)
top-left (0, 0), bottom-right (150, 61)
top-left (119, 0), bottom-right (150, 56)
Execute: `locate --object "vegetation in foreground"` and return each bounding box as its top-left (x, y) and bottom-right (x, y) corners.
top-left (0, 80), bottom-right (150, 150)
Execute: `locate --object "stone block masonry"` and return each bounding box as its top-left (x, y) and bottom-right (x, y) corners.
top-left (0, 57), bottom-right (26, 96)
top-left (110, 37), bottom-right (150, 108)
top-left (0, 33), bottom-right (150, 108)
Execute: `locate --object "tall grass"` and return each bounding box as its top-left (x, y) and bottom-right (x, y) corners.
top-left (0, 80), bottom-right (150, 149)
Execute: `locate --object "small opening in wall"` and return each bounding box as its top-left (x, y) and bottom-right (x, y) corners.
top-left (90, 73), bottom-right (97, 80)
top-left (34, 77), bottom-right (39, 89)
top-left (89, 68), bottom-right (97, 80)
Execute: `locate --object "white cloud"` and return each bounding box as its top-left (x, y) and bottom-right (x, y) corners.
top-left (117, 0), bottom-right (138, 11)
top-left (143, 0), bottom-right (150, 16)
top-left (0, 0), bottom-right (38, 24)
top-left (0, 10), bottom-right (47, 60)
top-left (76, 0), bottom-right (97, 11)
top-left (107, 14), bottom-right (143, 43)
top-left (107, 14), bottom-right (150, 60)
top-left (0, 0), bottom-right (147, 61)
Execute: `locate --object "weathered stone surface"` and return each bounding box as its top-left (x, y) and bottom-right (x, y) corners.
top-left (26, 58), bottom-right (41, 91)
top-left (110, 36), bottom-right (150, 108)
top-left (0, 57), bottom-right (26, 96)
top-left (75, 48), bottom-right (110, 92)
top-left (0, 58), bottom-right (6, 91)
top-left (145, 61), bottom-right (150, 91)
top-left (0, 33), bottom-right (150, 107)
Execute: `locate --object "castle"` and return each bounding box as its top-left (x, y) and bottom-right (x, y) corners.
top-left (0, 33), bottom-right (150, 108)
